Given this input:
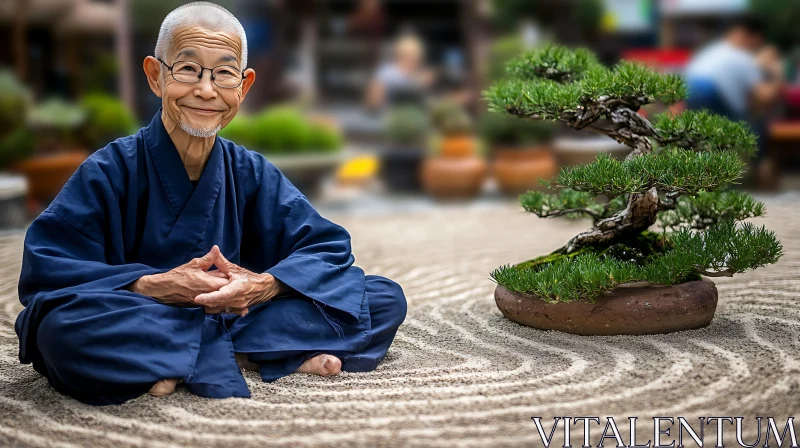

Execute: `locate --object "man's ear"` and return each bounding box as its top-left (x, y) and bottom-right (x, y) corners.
top-left (239, 68), bottom-right (257, 101)
top-left (143, 56), bottom-right (163, 98)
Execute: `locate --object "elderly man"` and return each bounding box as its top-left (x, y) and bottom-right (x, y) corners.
top-left (15, 2), bottom-right (407, 406)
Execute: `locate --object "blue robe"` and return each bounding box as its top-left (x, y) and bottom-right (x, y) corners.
top-left (15, 110), bottom-right (408, 405)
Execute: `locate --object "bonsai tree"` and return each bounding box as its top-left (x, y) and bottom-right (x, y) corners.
top-left (485, 45), bottom-right (783, 303)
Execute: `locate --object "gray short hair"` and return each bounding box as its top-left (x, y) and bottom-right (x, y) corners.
top-left (154, 1), bottom-right (248, 69)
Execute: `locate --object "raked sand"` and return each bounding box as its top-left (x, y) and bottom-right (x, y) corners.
top-left (0, 195), bottom-right (797, 447)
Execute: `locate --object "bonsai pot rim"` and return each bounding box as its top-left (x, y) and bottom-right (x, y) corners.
top-left (494, 278), bottom-right (719, 336)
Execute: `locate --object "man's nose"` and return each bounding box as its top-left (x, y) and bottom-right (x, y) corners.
top-left (193, 71), bottom-right (218, 99)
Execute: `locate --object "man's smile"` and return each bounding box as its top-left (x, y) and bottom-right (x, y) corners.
top-left (182, 105), bottom-right (224, 115)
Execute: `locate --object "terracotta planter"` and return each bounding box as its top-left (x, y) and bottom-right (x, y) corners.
top-left (495, 278), bottom-right (718, 336)
top-left (440, 135), bottom-right (476, 158)
top-left (491, 146), bottom-right (557, 194)
top-left (421, 156), bottom-right (487, 198)
top-left (14, 151), bottom-right (88, 205)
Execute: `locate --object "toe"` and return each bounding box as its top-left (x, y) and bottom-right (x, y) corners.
top-left (149, 379), bottom-right (179, 397)
top-left (320, 355), bottom-right (342, 376)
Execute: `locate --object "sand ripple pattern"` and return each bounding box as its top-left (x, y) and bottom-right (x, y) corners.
top-left (0, 197), bottom-right (798, 447)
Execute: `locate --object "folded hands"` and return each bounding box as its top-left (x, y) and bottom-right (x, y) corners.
top-left (128, 245), bottom-right (286, 316)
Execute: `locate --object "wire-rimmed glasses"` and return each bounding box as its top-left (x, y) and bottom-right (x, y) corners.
top-left (157, 57), bottom-right (247, 89)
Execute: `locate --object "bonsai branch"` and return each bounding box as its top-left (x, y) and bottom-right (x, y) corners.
top-left (536, 207), bottom-right (601, 220)
top-left (696, 268), bottom-right (735, 277)
top-left (563, 104), bottom-right (660, 160)
top-left (658, 191), bottom-right (683, 211)
top-left (564, 186), bottom-right (659, 252)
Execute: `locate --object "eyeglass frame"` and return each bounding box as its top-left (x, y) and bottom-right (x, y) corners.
top-left (157, 57), bottom-right (248, 89)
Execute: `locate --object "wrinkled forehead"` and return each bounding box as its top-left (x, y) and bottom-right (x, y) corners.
top-left (168, 26), bottom-right (243, 67)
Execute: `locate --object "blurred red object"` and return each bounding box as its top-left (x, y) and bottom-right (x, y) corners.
top-left (622, 49), bottom-right (692, 73)
top-left (782, 85), bottom-right (800, 111)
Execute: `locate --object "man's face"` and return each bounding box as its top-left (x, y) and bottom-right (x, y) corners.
top-left (397, 51), bottom-right (421, 74)
top-left (733, 27), bottom-right (764, 53)
top-left (157, 26), bottom-right (253, 137)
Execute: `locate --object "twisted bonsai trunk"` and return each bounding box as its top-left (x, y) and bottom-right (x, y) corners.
top-left (560, 104), bottom-right (662, 253)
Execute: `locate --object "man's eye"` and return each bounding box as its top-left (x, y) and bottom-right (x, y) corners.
top-left (216, 69), bottom-right (234, 76)
top-left (179, 66), bottom-right (198, 72)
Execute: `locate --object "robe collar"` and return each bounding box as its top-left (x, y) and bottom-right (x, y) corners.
top-left (143, 108), bottom-right (223, 216)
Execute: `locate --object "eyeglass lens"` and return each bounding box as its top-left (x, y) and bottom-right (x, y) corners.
top-left (171, 61), bottom-right (242, 88)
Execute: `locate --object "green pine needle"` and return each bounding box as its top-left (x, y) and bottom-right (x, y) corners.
top-left (519, 188), bottom-right (626, 220)
top-left (654, 110), bottom-right (759, 156)
top-left (550, 150), bottom-right (745, 197)
top-left (658, 190), bottom-right (766, 230)
top-left (505, 44), bottom-right (602, 82)
top-left (491, 220), bottom-right (783, 302)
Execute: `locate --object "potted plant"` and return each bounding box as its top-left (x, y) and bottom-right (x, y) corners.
top-left (219, 105), bottom-right (345, 197)
top-left (421, 100), bottom-right (487, 198)
top-left (379, 105), bottom-right (430, 193)
top-left (484, 45), bottom-right (783, 335)
top-left (479, 111), bottom-right (557, 195)
top-left (0, 70), bottom-right (33, 227)
top-left (79, 93), bottom-right (139, 150)
top-left (14, 98), bottom-right (89, 207)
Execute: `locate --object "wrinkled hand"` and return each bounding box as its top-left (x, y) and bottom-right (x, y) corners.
top-left (193, 246), bottom-right (284, 316)
top-left (128, 246), bottom-right (230, 308)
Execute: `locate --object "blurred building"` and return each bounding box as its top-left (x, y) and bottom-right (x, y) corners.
top-left (0, 0), bottom-right (121, 99)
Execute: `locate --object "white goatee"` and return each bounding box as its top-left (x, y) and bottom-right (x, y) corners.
top-left (179, 121), bottom-right (221, 138)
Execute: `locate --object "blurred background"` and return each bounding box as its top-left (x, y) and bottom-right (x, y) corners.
top-left (0, 0), bottom-right (799, 227)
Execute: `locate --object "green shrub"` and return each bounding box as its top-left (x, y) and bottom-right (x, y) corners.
top-left (80, 94), bottom-right (138, 149)
top-left (431, 100), bottom-right (472, 136)
top-left (479, 111), bottom-right (554, 147)
top-left (385, 106), bottom-right (429, 147)
top-left (0, 70), bottom-right (31, 135)
top-left (307, 122), bottom-right (342, 152)
top-left (0, 128), bottom-right (35, 169)
top-left (219, 106), bottom-right (342, 154)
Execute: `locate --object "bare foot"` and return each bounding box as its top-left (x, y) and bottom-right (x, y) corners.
top-left (295, 354), bottom-right (342, 376)
top-left (235, 353), bottom-right (260, 372)
top-left (149, 378), bottom-right (181, 397)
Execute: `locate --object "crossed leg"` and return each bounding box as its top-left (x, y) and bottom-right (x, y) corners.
top-left (234, 352), bottom-right (341, 376)
top-left (149, 353), bottom-right (341, 397)
top-left (149, 275), bottom-right (406, 397)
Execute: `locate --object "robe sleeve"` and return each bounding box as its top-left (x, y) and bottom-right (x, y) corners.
top-left (18, 157), bottom-right (166, 300)
top-left (258, 166), bottom-right (366, 323)
top-left (18, 210), bottom-right (165, 301)
top-left (16, 157), bottom-right (166, 362)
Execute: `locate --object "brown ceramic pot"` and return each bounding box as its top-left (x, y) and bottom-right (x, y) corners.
top-left (491, 146), bottom-right (557, 194)
top-left (14, 150), bottom-right (88, 205)
top-left (440, 134), bottom-right (476, 158)
top-left (495, 278), bottom-right (718, 335)
top-left (421, 156), bottom-right (487, 198)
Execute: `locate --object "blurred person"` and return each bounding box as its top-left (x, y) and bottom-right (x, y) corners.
top-left (685, 15), bottom-right (782, 119)
top-left (14, 1), bottom-right (407, 405)
top-left (365, 33), bottom-right (436, 110)
top-left (684, 15), bottom-right (784, 175)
